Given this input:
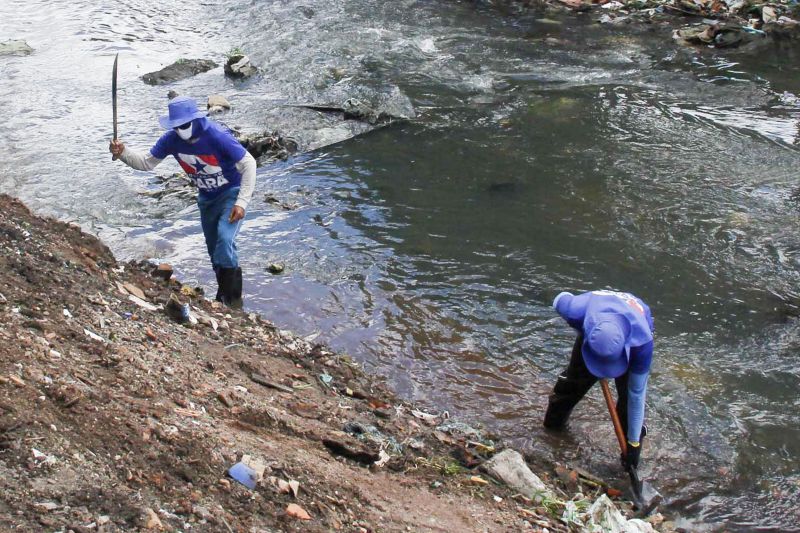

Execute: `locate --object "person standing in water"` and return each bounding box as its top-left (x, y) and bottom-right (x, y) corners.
top-left (110, 96), bottom-right (256, 307)
top-left (544, 289), bottom-right (655, 471)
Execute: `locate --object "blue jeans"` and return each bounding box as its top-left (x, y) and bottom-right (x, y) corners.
top-left (197, 187), bottom-right (243, 269)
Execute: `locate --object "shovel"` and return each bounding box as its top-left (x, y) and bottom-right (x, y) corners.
top-left (600, 379), bottom-right (662, 515)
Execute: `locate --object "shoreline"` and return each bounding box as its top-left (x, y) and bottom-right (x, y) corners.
top-left (474, 0), bottom-right (800, 52)
top-left (0, 193), bottom-right (673, 531)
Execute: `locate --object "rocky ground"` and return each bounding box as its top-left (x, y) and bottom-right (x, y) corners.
top-left (0, 193), bottom-right (671, 532)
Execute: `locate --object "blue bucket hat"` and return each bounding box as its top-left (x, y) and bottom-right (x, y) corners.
top-left (582, 313), bottom-right (631, 379)
top-left (158, 96), bottom-right (207, 129)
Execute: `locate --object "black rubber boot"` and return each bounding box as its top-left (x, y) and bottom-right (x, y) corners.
top-left (219, 267), bottom-right (243, 309)
top-left (214, 266), bottom-right (224, 302)
top-left (231, 267), bottom-right (243, 308)
top-left (544, 334), bottom-right (597, 429)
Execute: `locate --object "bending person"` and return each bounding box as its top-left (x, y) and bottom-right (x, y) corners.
top-left (544, 289), bottom-right (655, 471)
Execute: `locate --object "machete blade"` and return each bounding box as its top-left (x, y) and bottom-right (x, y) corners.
top-left (112, 53), bottom-right (119, 160)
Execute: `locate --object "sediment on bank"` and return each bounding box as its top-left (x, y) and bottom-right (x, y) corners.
top-left (0, 194), bottom-right (669, 532)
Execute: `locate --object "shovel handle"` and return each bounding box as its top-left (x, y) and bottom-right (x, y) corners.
top-left (601, 379), bottom-right (627, 455)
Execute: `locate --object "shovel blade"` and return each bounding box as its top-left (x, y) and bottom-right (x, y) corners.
top-left (628, 467), bottom-right (662, 515)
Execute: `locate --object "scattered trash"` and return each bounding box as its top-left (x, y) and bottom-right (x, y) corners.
top-left (228, 461), bottom-right (260, 490)
top-left (468, 441), bottom-right (496, 454)
top-left (129, 295), bottom-right (160, 312)
top-left (31, 448), bottom-right (57, 467)
top-left (84, 328), bottom-right (107, 343)
top-left (411, 409), bottom-right (439, 424)
top-left (584, 494), bottom-right (657, 532)
top-left (373, 449), bottom-right (391, 468)
top-left (469, 475), bottom-right (490, 485)
top-left (62, 308), bottom-right (72, 318)
top-left (286, 503), bottom-right (312, 521)
top-left (342, 421), bottom-right (403, 453)
top-left (250, 372), bottom-right (294, 394)
top-left (165, 293), bottom-right (196, 324)
top-left (319, 373), bottom-right (333, 387)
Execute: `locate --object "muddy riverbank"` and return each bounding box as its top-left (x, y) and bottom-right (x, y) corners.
top-left (0, 193), bottom-right (672, 531)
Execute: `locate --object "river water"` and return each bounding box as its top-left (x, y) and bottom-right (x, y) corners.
top-left (1, 0), bottom-right (799, 529)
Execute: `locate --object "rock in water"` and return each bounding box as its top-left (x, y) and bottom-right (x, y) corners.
top-left (0, 40), bottom-right (33, 56)
top-left (481, 449), bottom-right (552, 500)
top-left (224, 54), bottom-right (258, 79)
top-left (142, 59), bottom-right (218, 85)
top-left (207, 94), bottom-right (231, 115)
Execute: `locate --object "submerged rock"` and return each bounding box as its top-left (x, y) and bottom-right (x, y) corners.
top-left (0, 40), bottom-right (33, 56)
top-left (224, 54), bottom-right (258, 79)
top-left (236, 130), bottom-right (299, 164)
top-left (142, 59), bottom-right (218, 85)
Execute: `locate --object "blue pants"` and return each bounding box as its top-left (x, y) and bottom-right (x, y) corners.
top-left (197, 187), bottom-right (243, 269)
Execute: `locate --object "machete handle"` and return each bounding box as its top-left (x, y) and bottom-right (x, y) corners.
top-left (600, 379), bottom-right (627, 455)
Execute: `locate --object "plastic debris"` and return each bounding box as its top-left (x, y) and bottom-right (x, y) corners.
top-left (319, 373), bottom-right (333, 386)
top-left (228, 461), bottom-right (259, 490)
top-left (411, 409), bottom-right (439, 424)
top-left (584, 494), bottom-right (657, 532)
top-left (84, 328), bottom-right (107, 343)
top-left (129, 295), bottom-right (160, 311)
top-left (374, 449), bottom-right (391, 468)
top-left (164, 293), bottom-right (196, 324)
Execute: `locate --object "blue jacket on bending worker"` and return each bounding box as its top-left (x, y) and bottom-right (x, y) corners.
top-left (544, 290), bottom-right (654, 470)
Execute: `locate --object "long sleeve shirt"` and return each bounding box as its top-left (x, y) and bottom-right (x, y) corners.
top-left (554, 290), bottom-right (654, 443)
top-left (118, 119), bottom-right (257, 210)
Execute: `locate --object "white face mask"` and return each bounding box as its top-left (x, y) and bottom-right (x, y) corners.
top-left (175, 123), bottom-right (193, 140)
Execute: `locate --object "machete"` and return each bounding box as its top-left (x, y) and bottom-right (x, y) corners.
top-left (111, 53), bottom-right (119, 161)
top-left (600, 379), bottom-right (662, 515)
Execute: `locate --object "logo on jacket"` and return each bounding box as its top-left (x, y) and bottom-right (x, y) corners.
top-left (593, 290), bottom-right (645, 315)
top-left (177, 153), bottom-right (229, 190)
